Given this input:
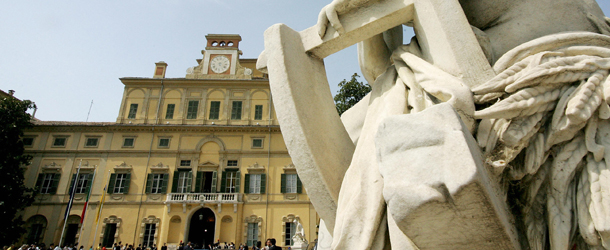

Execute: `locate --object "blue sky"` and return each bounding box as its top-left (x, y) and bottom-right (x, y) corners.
top-left (1, 1), bottom-right (610, 122)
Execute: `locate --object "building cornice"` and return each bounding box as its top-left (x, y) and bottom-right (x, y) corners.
top-left (119, 77), bottom-right (269, 87)
top-left (27, 123), bottom-right (281, 133)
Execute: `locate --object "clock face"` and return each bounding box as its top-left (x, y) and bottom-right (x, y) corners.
top-left (210, 55), bottom-right (230, 73)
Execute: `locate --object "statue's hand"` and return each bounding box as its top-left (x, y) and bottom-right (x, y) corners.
top-left (317, 0), bottom-right (377, 38)
top-left (317, 1), bottom-right (344, 38)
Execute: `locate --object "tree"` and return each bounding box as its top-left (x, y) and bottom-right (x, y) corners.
top-left (0, 96), bottom-right (36, 246)
top-left (334, 73), bottom-right (371, 115)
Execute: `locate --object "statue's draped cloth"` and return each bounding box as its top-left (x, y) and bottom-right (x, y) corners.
top-left (331, 32), bottom-right (610, 250)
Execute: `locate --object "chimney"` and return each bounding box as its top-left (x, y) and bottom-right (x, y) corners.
top-left (8, 90), bottom-right (15, 96)
top-left (153, 61), bottom-right (168, 78)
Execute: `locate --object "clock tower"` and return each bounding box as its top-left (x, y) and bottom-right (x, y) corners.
top-left (201, 34), bottom-right (241, 75)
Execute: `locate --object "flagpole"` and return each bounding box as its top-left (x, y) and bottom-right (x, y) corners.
top-left (79, 168), bottom-right (97, 245)
top-left (92, 170), bottom-right (111, 249)
top-left (60, 159), bottom-right (83, 247)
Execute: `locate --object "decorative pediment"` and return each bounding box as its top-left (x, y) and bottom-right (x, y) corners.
top-left (103, 216), bottom-right (122, 226)
top-left (78, 161), bottom-right (97, 170)
top-left (141, 216), bottom-right (160, 225)
top-left (247, 162), bottom-right (265, 174)
top-left (244, 215), bottom-right (263, 223)
top-left (199, 161), bottom-right (218, 167)
top-left (283, 163), bottom-right (297, 174)
top-left (114, 162), bottom-right (132, 172)
top-left (43, 162), bottom-right (62, 171)
top-left (282, 214), bottom-right (300, 223)
top-left (150, 162), bottom-right (169, 172)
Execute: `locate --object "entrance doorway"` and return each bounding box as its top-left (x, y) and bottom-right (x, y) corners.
top-left (64, 224), bottom-right (79, 246)
top-left (188, 208), bottom-right (215, 248)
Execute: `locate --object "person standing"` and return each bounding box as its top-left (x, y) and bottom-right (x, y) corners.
top-left (160, 244), bottom-right (166, 250)
top-left (264, 239), bottom-right (278, 250)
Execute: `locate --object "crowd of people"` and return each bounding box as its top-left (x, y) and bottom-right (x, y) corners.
top-left (4, 238), bottom-right (285, 250)
top-left (175, 238), bottom-right (280, 250)
top-left (3, 243), bottom-right (87, 250)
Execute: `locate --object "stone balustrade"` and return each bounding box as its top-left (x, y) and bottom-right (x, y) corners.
top-left (165, 193), bottom-right (241, 204)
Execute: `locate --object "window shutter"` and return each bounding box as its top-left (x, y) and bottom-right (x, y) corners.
top-left (145, 174), bottom-right (153, 194)
top-left (85, 174), bottom-right (93, 193)
top-left (186, 171), bottom-right (193, 192)
top-left (171, 171), bottom-right (179, 193)
top-left (296, 175), bottom-right (303, 194)
top-left (195, 171), bottom-right (203, 193)
top-left (108, 174), bottom-right (117, 194)
top-left (211, 171), bottom-right (217, 192)
top-left (280, 174), bottom-right (286, 194)
top-left (161, 174), bottom-right (169, 194)
top-left (35, 173), bottom-right (44, 193)
top-left (220, 171), bottom-right (227, 193)
top-left (244, 174), bottom-right (250, 194)
top-left (122, 173), bottom-right (131, 194)
top-left (260, 174), bottom-right (266, 194)
top-left (235, 171), bottom-right (241, 193)
top-left (50, 173), bottom-right (61, 194)
top-left (70, 174), bottom-right (77, 194)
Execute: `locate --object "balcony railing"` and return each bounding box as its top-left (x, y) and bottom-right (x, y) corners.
top-left (165, 193), bottom-right (241, 204)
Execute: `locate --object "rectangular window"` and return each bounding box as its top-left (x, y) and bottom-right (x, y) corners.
top-left (285, 174), bottom-right (298, 193)
top-left (225, 170), bottom-right (239, 193)
top-left (252, 138), bottom-right (263, 148)
top-left (231, 101), bottom-right (242, 120)
top-left (113, 173), bottom-right (129, 194)
top-left (187, 100), bottom-right (199, 119)
top-left (73, 173), bottom-right (92, 194)
top-left (247, 223), bottom-right (259, 247)
top-left (177, 171), bottom-right (192, 193)
top-left (180, 160), bottom-right (191, 167)
top-left (285, 222), bottom-right (296, 246)
top-left (40, 173), bottom-right (55, 194)
top-left (254, 105), bottom-right (263, 120)
top-left (143, 223), bottom-right (156, 248)
top-left (128, 104), bottom-right (138, 119)
top-left (165, 104), bottom-right (175, 119)
top-left (23, 137), bottom-right (34, 147)
top-left (152, 174), bottom-right (163, 193)
top-left (249, 174), bottom-right (261, 194)
top-left (53, 137), bottom-right (67, 147)
top-left (85, 138), bottom-right (99, 147)
top-left (209, 101), bottom-right (220, 120)
top-left (123, 138), bottom-right (135, 147)
top-left (146, 173), bottom-right (168, 194)
top-left (158, 138), bottom-right (170, 148)
top-left (281, 174), bottom-right (301, 194)
top-left (227, 160), bottom-right (238, 167)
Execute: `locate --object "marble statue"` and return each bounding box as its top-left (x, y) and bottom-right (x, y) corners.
top-left (257, 0), bottom-right (610, 249)
top-left (292, 220), bottom-right (307, 246)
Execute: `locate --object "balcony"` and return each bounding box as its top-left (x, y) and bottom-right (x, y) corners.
top-left (165, 193), bottom-right (241, 204)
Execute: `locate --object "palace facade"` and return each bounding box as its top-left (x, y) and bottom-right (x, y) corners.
top-left (19, 34), bottom-right (318, 249)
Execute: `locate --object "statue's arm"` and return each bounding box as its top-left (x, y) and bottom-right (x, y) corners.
top-left (358, 25), bottom-right (402, 84)
top-left (317, 0), bottom-right (402, 84)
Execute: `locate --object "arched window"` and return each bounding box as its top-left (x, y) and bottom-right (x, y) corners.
top-left (26, 215), bottom-right (47, 244)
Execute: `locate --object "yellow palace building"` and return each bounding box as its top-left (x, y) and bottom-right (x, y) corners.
top-left (19, 34), bottom-right (318, 249)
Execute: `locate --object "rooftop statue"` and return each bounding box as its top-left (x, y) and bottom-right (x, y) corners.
top-left (258, 0), bottom-right (610, 249)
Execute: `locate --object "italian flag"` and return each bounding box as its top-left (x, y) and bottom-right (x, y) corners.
top-left (80, 185), bottom-right (91, 224)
